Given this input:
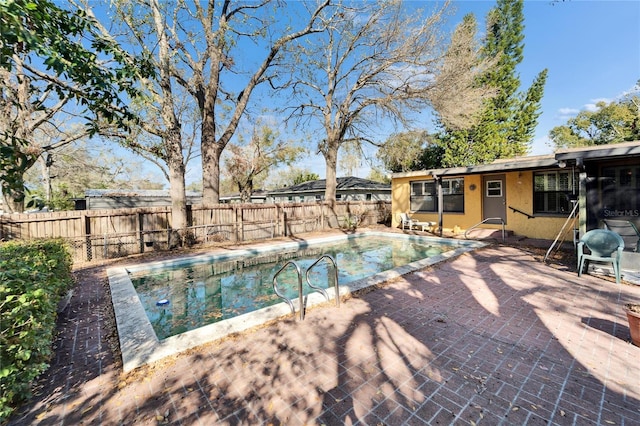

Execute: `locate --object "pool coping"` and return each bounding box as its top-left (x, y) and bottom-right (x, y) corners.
top-left (107, 231), bottom-right (486, 372)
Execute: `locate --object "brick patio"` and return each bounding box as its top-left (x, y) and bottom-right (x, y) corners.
top-left (8, 240), bottom-right (640, 425)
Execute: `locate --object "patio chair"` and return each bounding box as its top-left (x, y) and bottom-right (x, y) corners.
top-left (399, 212), bottom-right (435, 232)
top-left (399, 212), bottom-right (416, 230)
top-left (577, 229), bottom-right (625, 284)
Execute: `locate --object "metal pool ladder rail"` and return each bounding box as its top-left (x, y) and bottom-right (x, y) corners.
top-left (306, 255), bottom-right (340, 308)
top-left (272, 255), bottom-right (340, 321)
top-left (272, 261), bottom-right (304, 320)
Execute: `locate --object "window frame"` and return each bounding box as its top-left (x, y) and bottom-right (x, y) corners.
top-left (486, 180), bottom-right (503, 197)
top-left (533, 170), bottom-right (574, 215)
top-left (410, 178), bottom-right (464, 213)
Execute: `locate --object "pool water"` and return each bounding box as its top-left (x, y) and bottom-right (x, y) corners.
top-left (130, 235), bottom-right (449, 339)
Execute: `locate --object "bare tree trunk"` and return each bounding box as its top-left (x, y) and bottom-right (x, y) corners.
top-left (168, 146), bottom-right (188, 247)
top-left (324, 142), bottom-right (338, 207)
top-left (202, 137), bottom-right (222, 204)
top-left (38, 154), bottom-right (53, 206)
top-left (4, 57), bottom-right (33, 213)
top-left (3, 178), bottom-right (25, 213)
top-left (151, 0), bottom-right (188, 244)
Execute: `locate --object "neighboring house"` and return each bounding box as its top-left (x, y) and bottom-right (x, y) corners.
top-left (267, 176), bottom-right (391, 203)
top-left (76, 189), bottom-right (202, 210)
top-left (219, 190), bottom-right (269, 204)
top-left (76, 178), bottom-right (390, 210)
top-left (392, 140), bottom-right (640, 245)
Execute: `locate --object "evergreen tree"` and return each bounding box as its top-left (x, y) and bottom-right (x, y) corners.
top-left (438, 0), bottom-right (547, 167)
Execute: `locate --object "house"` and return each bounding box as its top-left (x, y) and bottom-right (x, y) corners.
top-left (76, 189), bottom-right (203, 210)
top-left (76, 178), bottom-right (390, 209)
top-left (267, 176), bottom-right (391, 203)
top-left (219, 190), bottom-right (269, 204)
top-left (391, 141), bottom-right (640, 271)
top-left (555, 141), bottom-right (640, 237)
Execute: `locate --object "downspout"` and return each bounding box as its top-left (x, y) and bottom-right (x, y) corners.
top-left (576, 157), bottom-right (587, 239)
top-left (434, 175), bottom-right (443, 237)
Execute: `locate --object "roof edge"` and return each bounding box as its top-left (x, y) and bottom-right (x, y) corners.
top-left (392, 155), bottom-right (557, 179)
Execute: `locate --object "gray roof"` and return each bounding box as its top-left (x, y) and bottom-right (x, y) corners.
top-left (392, 141), bottom-right (640, 180)
top-left (219, 190), bottom-right (268, 200)
top-left (392, 155), bottom-right (558, 179)
top-left (555, 140), bottom-right (640, 161)
top-left (85, 189), bottom-right (202, 198)
top-left (268, 176), bottom-right (390, 195)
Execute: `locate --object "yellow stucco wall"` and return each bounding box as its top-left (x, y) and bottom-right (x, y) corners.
top-left (392, 171), bottom-right (572, 241)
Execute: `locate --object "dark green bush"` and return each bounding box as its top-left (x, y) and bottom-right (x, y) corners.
top-left (0, 239), bottom-right (74, 422)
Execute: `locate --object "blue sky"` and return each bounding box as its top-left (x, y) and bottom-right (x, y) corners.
top-left (490, 0), bottom-right (640, 156)
top-left (106, 1), bottom-right (640, 186)
top-left (293, 0), bottom-right (640, 180)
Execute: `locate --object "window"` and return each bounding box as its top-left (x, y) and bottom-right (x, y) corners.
top-left (366, 193), bottom-right (372, 201)
top-left (533, 171), bottom-right (574, 214)
top-left (410, 178), bottom-right (464, 213)
top-left (486, 180), bottom-right (502, 197)
top-left (336, 194), bottom-right (342, 200)
top-left (601, 165), bottom-right (640, 215)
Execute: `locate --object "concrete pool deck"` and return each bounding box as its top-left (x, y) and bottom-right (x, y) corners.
top-left (8, 234), bottom-right (640, 425)
top-left (109, 231), bottom-right (485, 372)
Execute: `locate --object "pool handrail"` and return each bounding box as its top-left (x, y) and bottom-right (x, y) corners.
top-left (305, 254), bottom-right (340, 307)
top-left (272, 260), bottom-right (304, 320)
top-left (464, 217), bottom-right (505, 241)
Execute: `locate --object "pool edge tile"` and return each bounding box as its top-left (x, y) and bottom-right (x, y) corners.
top-left (108, 231), bottom-right (486, 372)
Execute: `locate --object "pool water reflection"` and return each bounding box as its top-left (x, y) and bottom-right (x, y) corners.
top-left (130, 236), bottom-right (449, 339)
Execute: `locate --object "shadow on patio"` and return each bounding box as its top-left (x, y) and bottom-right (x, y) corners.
top-left (8, 245), bottom-right (640, 425)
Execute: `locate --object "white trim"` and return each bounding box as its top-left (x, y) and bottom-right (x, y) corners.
top-left (486, 180), bottom-right (503, 197)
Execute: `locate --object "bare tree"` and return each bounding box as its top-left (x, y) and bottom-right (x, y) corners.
top-left (173, 0), bottom-right (331, 204)
top-left (224, 123), bottom-right (303, 202)
top-left (94, 0), bottom-right (202, 242)
top-left (25, 140), bottom-right (164, 210)
top-left (282, 0), bottom-right (494, 205)
top-left (94, 0), bottom-right (331, 240)
top-left (263, 166), bottom-right (320, 189)
top-left (0, 62), bottom-right (92, 212)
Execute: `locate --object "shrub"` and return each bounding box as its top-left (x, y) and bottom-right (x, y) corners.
top-left (0, 239), bottom-right (74, 422)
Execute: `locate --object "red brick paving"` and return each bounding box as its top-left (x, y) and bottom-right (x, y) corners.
top-left (8, 244), bottom-right (640, 425)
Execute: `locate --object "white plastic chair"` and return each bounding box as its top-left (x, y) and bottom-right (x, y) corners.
top-left (399, 212), bottom-right (416, 230)
top-left (399, 212), bottom-right (434, 231)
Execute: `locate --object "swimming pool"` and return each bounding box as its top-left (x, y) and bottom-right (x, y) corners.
top-left (130, 236), bottom-right (453, 340)
top-left (108, 231), bottom-right (485, 371)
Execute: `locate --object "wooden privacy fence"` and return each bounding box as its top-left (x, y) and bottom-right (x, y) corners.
top-left (0, 201), bottom-right (391, 263)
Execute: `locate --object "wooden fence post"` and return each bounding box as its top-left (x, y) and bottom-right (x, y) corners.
top-left (279, 204), bottom-right (285, 237)
top-left (137, 212), bottom-right (144, 254)
top-left (83, 213), bottom-right (91, 262)
top-left (232, 205), bottom-right (239, 242)
top-left (165, 210), bottom-right (170, 248)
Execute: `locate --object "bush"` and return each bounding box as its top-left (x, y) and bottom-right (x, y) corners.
top-left (0, 239), bottom-right (74, 422)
